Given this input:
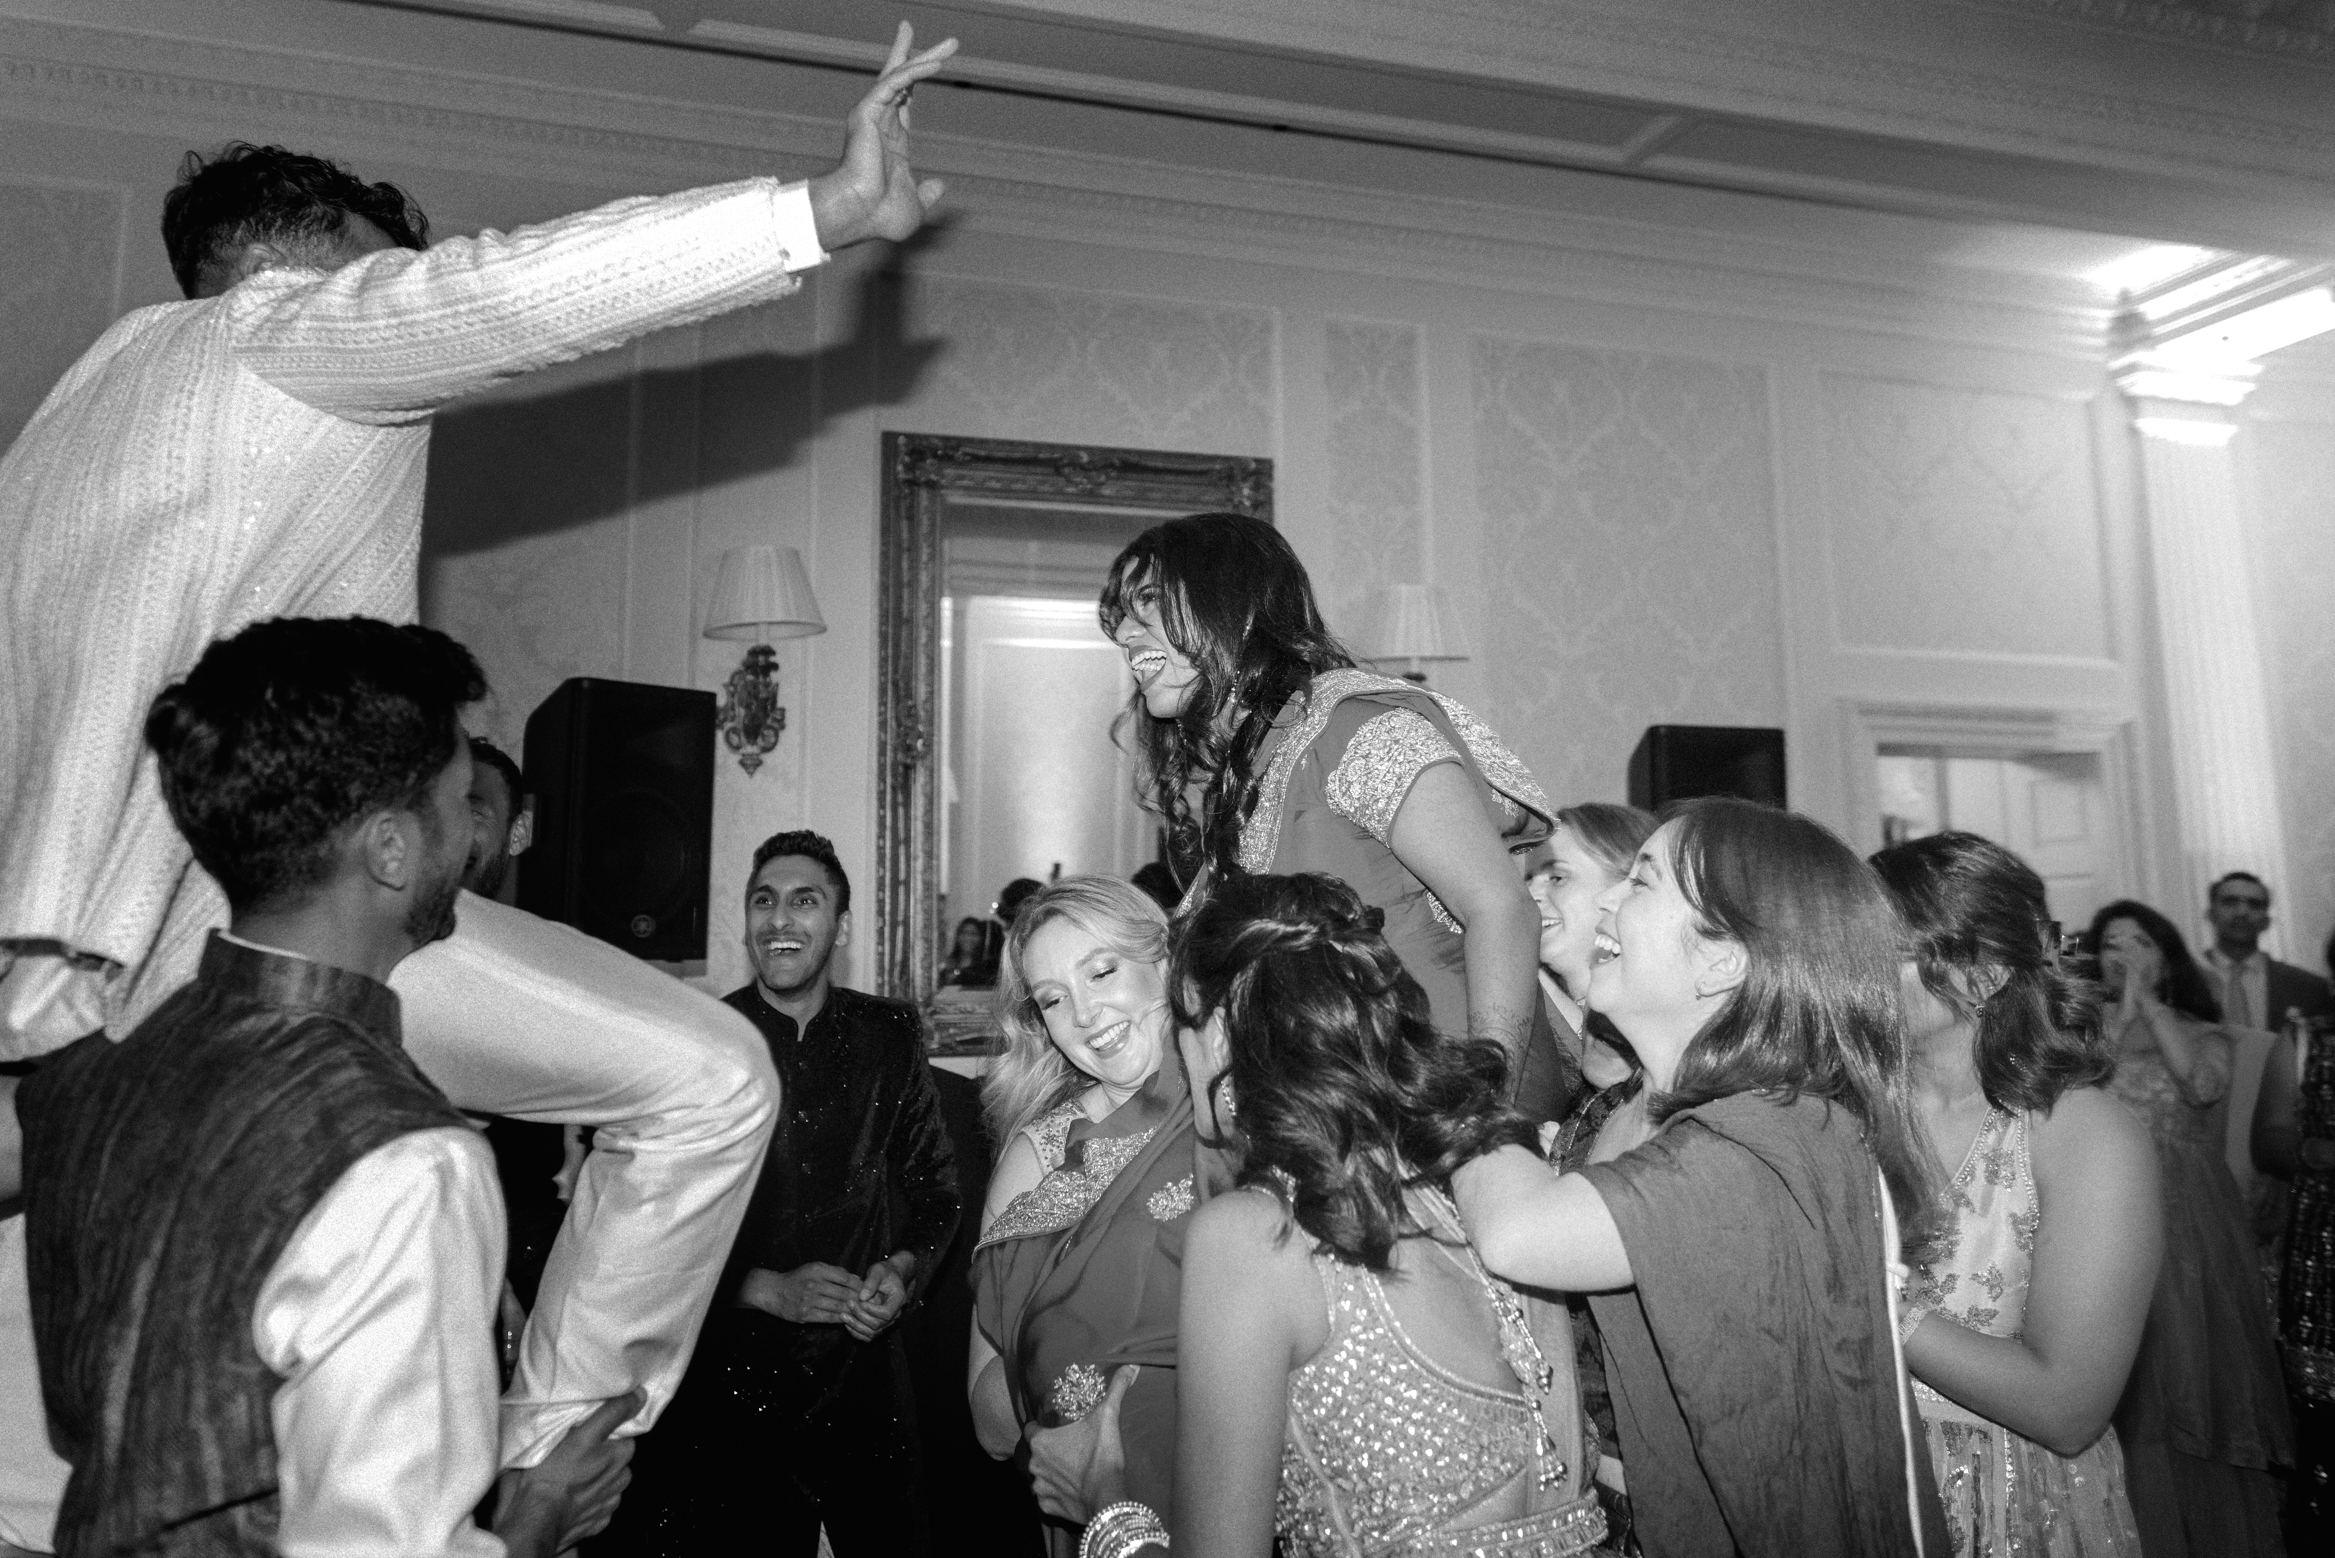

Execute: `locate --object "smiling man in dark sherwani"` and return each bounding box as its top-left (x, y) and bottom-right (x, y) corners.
top-left (594, 829), bottom-right (960, 1558)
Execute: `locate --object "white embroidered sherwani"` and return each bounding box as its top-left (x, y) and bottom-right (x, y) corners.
top-left (0, 178), bottom-right (825, 1549)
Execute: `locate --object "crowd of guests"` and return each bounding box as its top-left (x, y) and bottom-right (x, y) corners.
top-left (946, 509), bottom-right (2333, 1558)
top-left (3, 14), bottom-right (2335, 1558)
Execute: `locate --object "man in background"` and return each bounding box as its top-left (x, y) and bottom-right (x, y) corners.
top-left (596, 830), bottom-right (959, 1556)
top-left (2201, 871), bottom-right (2335, 1233)
top-left (2204, 872), bottom-right (2335, 1035)
top-left (463, 737), bottom-right (532, 907)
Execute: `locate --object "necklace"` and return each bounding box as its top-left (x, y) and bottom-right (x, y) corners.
top-left (1420, 1185), bottom-right (1565, 1490)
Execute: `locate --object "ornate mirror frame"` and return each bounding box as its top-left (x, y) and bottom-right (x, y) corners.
top-left (875, 432), bottom-right (1273, 1001)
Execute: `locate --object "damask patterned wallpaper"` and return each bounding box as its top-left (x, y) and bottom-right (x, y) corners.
top-left (420, 349), bottom-right (642, 758)
top-left (1322, 318), bottom-right (1428, 622)
top-left (1822, 375), bottom-right (2110, 660)
top-left (902, 277), bottom-right (1277, 455)
top-left (2243, 420), bottom-right (2335, 969)
top-left (1469, 336), bottom-right (1787, 810)
top-left (0, 183), bottom-right (122, 452)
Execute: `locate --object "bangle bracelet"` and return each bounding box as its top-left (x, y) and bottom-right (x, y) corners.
top-left (1081, 1501), bottom-right (1169, 1558)
top-left (1898, 1303), bottom-right (1933, 1346)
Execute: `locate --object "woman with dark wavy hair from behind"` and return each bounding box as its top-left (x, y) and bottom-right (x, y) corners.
top-left (2081, 900), bottom-right (2293, 1556)
top-left (1026, 872), bottom-right (1606, 1558)
top-left (1873, 833), bottom-right (2156, 1557)
top-left (1453, 798), bottom-right (1950, 1558)
top-left (1098, 513), bottom-right (1571, 1121)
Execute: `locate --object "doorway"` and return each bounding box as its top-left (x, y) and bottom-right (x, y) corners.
top-left (1877, 746), bottom-right (2116, 930)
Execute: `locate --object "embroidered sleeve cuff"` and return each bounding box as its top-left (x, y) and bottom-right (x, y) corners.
top-left (772, 181), bottom-right (828, 273)
top-left (1325, 709), bottom-right (1461, 845)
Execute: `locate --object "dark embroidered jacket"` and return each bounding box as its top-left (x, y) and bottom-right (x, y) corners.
top-left (20, 933), bottom-right (471, 1558)
top-left (720, 983), bottom-right (962, 1378)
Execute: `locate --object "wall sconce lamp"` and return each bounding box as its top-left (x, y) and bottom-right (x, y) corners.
top-left (1353, 583), bottom-right (1470, 684)
top-left (703, 544), bottom-right (826, 776)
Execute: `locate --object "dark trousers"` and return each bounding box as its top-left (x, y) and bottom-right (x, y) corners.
top-left (589, 1309), bottom-right (931, 1558)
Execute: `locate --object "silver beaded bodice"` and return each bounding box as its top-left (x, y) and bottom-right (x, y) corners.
top-left (1277, 1251), bottom-right (1604, 1557)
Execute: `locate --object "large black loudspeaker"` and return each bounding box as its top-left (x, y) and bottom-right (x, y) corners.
top-left (1628, 725), bottom-right (1787, 811)
top-left (518, 677), bottom-right (716, 961)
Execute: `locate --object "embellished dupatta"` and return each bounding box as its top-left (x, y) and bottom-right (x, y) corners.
top-left (972, 1057), bottom-right (1197, 1520)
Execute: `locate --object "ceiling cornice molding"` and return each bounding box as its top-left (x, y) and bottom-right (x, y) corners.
top-left (0, 11), bottom-right (2111, 359)
top-left (1988, 0), bottom-right (2335, 62)
top-left (959, 0), bottom-right (2335, 183)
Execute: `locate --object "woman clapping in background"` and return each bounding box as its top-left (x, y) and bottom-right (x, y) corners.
top-left (2082, 901), bottom-right (2292, 1557)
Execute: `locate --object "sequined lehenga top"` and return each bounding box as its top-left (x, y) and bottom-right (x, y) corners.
top-left (1904, 1109), bottom-right (2142, 1558)
top-left (1276, 1194), bottom-right (1607, 1558)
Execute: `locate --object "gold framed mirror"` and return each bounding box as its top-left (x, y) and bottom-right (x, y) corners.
top-left (874, 433), bottom-right (1272, 1008)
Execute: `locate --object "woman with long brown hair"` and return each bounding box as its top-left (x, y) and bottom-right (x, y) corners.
top-left (1874, 834), bottom-right (2155, 1557)
top-left (1100, 513), bottom-right (1567, 1117)
top-left (1455, 798), bottom-right (1949, 1558)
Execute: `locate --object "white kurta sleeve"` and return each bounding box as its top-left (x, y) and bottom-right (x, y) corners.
top-left (228, 178), bottom-right (826, 425)
top-left (255, 1127), bottom-right (508, 1558)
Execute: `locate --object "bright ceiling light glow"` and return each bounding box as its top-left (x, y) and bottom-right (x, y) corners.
top-left (2157, 286), bottom-right (2335, 364)
top-left (2085, 244), bottom-right (2219, 297)
top-left (2133, 417), bottom-right (2238, 447)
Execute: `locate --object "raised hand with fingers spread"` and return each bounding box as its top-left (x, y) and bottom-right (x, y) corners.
top-left (807, 21), bottom-right (960, 252)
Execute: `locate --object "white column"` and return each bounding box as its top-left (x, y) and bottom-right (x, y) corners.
top-left (2120, 378), bottom-right (2292, 909)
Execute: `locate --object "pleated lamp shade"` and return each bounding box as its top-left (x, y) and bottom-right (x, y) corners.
top-left (704, 545), bottom-right (826, 642)
top-left (1353, 584), bottom-right (1469, 668)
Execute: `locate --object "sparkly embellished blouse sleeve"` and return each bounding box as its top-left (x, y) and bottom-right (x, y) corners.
top-left (1320, 706), bottom-right (1466, 846)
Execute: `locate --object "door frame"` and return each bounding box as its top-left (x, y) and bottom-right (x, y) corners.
top-left (1837, 700), bottom-right (2153, 904)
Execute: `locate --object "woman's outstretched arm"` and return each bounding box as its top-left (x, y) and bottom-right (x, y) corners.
top-left (1388, 761), bottom-right (1542, 1067)
top-left (1903, 1089), bottom-right (2161, 1457)
top-left (1454, 1145), bottom-right (1633, 1293)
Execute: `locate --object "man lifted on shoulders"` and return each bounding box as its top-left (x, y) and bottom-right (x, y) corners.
top-left (0, 22), bottom-right (951, 1552)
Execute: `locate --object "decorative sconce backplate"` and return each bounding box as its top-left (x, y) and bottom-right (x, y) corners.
top-left (716, 643), bottom-right (786, 775)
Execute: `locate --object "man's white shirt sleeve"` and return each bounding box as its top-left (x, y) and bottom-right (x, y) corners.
top-left (254, 1126), bottom-right (508, 1558)
top-left (228, 177), bottom-right (830, 425)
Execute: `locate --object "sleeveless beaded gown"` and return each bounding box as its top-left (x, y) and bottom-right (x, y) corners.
top-left (1275, 1193), bottom-right (1608, 1558)
top-left (1905, 1108), bottom-right (2142, 1558)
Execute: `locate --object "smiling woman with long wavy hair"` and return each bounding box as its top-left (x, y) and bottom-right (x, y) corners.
top-left (1097, 512), bottom-right (1568, 1121)
top-left (1453, 798), bottom-right (1950, 1558)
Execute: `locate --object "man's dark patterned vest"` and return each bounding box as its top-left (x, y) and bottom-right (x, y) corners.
top-left (20, 934), bottom-right (471, 1558)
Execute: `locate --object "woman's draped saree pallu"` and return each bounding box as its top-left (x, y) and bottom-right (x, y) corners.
top-left (974, 1058), bottom-right (1197, 1532)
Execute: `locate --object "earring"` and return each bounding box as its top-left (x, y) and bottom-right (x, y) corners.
top-left (1218, 1080), bottom-right (1237, 1124)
